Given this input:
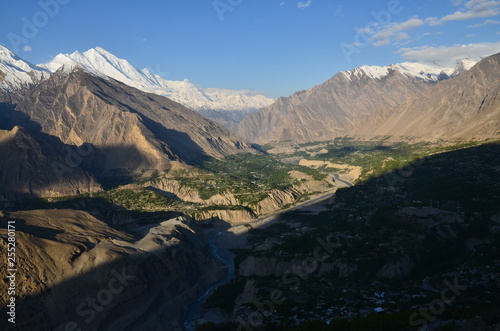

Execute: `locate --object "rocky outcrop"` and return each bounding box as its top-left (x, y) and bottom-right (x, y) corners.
top-left (195, 209), bottom-right (257, 225)
top-left (146, 178), bottom-right (239, 205)
top-left (256, 188), bottom-right (301, 215)
top-left (290, 170), bottom-right (336, 193)
top-left (0, 210), bottom-right (224, 331)
top-left (149, 178), bottom-right (316, 217)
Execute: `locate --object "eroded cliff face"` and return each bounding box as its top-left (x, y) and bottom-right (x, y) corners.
top-left (146, 178), bottom-right (240, 205)
top-left (255, 188), bottom-right (301, 215)
top-left (195, 209), bottom-right (257, 225)
top-left (147, 175), bottom-right (334, 223)
top-left (0, 210), bottom-right (224, 330)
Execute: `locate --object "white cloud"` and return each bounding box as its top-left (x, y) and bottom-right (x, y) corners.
top-left (297, 0), bottom-right (313, 9)
top-left (368, 18), bottom-right (425, 46)
top-left (398, 42), bottom-right (500, 66)
top-left (422, 31), bottom-right (445, 36)
top-left (345, 0), bottom-right (499, 49)
top-left (280, 2), bottom-right (285, 6)
top-left (468, 18), bottom-right (500, 26)
top-left (427, 0), bottom-right (500, 26)
top-left (23, 45), bottom-right (32, 52)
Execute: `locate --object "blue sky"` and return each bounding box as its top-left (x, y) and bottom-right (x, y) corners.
top-left (1, 0), bottom-right (500, 98)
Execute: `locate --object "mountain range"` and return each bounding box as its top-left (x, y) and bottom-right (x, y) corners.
top-left (0, 45), bottom-right (257, 201)
top-left (236, 58), bottom-right (484, 144)
top-left (354, 53), bottom-right (500, 139)
top-left (3, 44), bottom-right (497, 144)
top-left (1, 42), bottom-right (500, 331)
top-left (0, 45), bottom-right (274, 128)
top-left (1, 43), bottom-right (499, 201)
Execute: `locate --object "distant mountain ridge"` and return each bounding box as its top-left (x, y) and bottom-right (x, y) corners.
top-left (37, 46), bottom-right (274, 113)
top-left (343, 60), bottom-right (476, 82)
top-left (236, 58), bottom-right (481, 144)
top-left (354, 53), bottom-right (500, 139)
top-left (0, 44), bottom-right (273, 128)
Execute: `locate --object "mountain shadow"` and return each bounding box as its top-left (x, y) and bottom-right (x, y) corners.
top-left (205, 142), bottom-right (500, 330)
top-left (0, 208), bottom-right (242, 331)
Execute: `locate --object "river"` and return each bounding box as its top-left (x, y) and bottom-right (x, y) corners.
top-left (183, 190), bottom-right (338, 329)
top-left (183, 231), bottom-right (235, 330)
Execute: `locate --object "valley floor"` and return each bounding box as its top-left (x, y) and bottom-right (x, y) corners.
top-left (2, 138), bottom-right (499, 331)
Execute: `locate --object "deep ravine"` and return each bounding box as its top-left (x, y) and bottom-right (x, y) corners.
top-left (183, 231), bottom-right (235, 330)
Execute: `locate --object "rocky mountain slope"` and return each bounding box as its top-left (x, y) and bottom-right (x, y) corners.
top-left (0, 126), bottom-right (101, 201)
top-left (4, 68), bottom-right (254, 163)
top-left (236, 60), bottom-right (476, 144)
top-left (355, 53), bottom-right (500, 140)
top-left (0, 210), bottom-right (224, 330)
top-left (0, 53), bottom-right (257, 200)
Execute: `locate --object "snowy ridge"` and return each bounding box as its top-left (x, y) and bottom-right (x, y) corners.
top-left (39, 47), bottom-right (274, 112)
top-left (0, 45), bottom-right (49, 89)
top-left (451, 59), bottom-right (477, 77)
top-left (348, 65), bottom-right (391, 80)
top-left (391, 62), bottom-right (452, 81)
top-left (342, 59), bottom-right (478, 82)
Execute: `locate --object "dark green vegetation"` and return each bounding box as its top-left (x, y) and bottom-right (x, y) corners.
top-left (204, 142), bottom-right (500, 330)
top-left (1, 153), bottom-right (330, 223)
top-left (268, 137), bottom-right (486, 182)
top-left (12, 188), bottom-right (174, 211)
top-left (4, 188), bottom-right (186, 226)
top-left (167, 153), bottom-right (328, 206)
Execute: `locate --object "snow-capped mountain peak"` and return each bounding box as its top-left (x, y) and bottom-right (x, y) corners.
top-left (341, 59), bottom-right (477, 83)
top-left (352, 65), bottom-right (390, 80)
top-left (39, 47), bottom-right (275, 112)
top-left (38, 47), bottom-right (158, 89)
top-left (0, 45), bottom-right (49, 89)
top-left (451, 59), bottom-right (477, 77)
